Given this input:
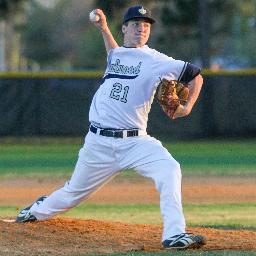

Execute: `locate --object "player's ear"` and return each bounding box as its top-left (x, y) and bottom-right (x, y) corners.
top-left (122, 24), bottom-right (127, 34)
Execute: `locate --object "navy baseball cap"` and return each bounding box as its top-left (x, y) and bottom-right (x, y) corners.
top-left (123, 5), bottom-right (156, 24)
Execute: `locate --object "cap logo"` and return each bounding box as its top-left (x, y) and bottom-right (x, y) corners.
top-left (138, 7), bottom-right (147, 15)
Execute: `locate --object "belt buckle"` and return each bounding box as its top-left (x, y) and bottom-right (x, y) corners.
top-left (112, 130), bottom-right (122, 138)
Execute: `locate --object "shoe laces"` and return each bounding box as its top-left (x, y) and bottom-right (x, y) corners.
top-left (169, 232), bottom-right (194, 240)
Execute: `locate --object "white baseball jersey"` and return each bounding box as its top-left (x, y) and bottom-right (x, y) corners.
top-left (89, 45), bottom-right (187, 132)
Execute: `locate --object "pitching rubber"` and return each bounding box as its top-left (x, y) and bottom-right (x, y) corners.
top-left (0, 218), bottom-right (16, 223)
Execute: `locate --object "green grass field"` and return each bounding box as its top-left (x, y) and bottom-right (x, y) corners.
top-left (0, 138), bottom-right (255, 177)
top-left (0, 138), bottom-right (255, 255)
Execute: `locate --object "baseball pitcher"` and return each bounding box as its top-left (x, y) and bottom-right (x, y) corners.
top-left (16, 5), bottom-right (205, 250)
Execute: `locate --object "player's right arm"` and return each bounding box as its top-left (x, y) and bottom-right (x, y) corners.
top-left (90, 9), bottom-right (119, 54)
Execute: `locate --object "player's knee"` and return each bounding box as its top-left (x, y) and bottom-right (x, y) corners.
top-left (154, 160), bottom-right (181, 192)
top-left (158, 159), bottom-right (181, 181)
top-left (171, 158), bottom-right (180, 169)
top-left (167, 159), bottom-right (181, 174)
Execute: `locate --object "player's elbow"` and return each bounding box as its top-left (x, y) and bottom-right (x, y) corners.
top-left (188, 74), bottom-right (203, 90)
top-left (196, 74), bottom-right (204, 86)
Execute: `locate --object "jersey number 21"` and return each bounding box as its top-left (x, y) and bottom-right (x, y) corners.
top-left (109, 83), bottom-right (129, 103)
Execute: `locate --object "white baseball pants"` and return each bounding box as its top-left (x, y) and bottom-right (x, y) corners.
top-left (30, 131), bottom-right (186, 241)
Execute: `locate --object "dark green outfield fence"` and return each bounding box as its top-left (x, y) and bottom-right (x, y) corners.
top-left (0, 70), bottom-right (256, 139)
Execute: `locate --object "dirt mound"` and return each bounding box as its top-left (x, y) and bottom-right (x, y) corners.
top-left (1, 218), bottom-right (255, 255)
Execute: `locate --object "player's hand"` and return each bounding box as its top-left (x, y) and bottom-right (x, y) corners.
top-left (90, 9), bottom-right (108, 32)
top-left (172, 104), bottom-right (191, 119)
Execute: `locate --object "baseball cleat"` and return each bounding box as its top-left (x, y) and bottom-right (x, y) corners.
top-left (162, 232), bottom-right (206, 250)
top-left (16, 195), bottom-right (47, 223)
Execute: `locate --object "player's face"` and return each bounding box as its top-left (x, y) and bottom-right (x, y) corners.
top-left (122, 19), bottom-right (151, 47)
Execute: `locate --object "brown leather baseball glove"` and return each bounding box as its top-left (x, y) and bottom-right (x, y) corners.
top-left (156, 79), bottom-right (189, 119)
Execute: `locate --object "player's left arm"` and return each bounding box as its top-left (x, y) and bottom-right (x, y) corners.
top-left (173, 64), bottom-right (204, 119)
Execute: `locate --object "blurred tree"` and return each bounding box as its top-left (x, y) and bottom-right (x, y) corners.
top-left (0, 0), bottom-right (28, 70)
top-left (19, 0), bottom-right (256, 70)
top-left (156, 0), bottom-right (237, 68)
top-left (94, 0), bottom-right (129, 19)
top-left (74, 22), bottom-right (123, 70)
top-left (0, 0), bottom-right (26, 19)
top-left (198, 0), bottom-right (210, 68)
top-left (22, 0), bottom-right (156, 70)
top-left (22, 1), bottom-right (63, 67)
top-left (0, 0), bottom-right (8, 17)
top-left (22, 0), bottom-right (94, 70)
top-left (233, 0), bottom-right (256, 67)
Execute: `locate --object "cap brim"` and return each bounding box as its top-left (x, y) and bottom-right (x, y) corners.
top-left (123, 16), bottom-right (155, 24)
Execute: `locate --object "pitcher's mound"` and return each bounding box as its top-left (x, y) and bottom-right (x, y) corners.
top-left (1, 218), bottom-right (255, 255)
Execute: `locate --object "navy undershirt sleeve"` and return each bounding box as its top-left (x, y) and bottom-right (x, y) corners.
top-left (179, 63), bottom-right (201, 84)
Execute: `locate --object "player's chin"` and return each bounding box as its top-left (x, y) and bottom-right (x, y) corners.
top-left (134, 36), bottom-right (148, 45)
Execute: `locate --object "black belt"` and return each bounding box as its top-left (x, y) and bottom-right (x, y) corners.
top-left (90, 124), bottom-right (139, 138)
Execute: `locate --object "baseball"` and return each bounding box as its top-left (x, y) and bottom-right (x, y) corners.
top-left (89, 11), bottom-right (100, 22)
